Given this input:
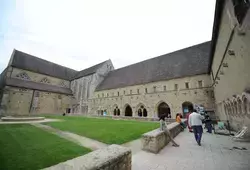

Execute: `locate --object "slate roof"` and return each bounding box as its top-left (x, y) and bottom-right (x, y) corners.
top-left (73, 61), bottom-right (107, 80)
top-left (5, 78), bottom-right (73, 95)
top-left (10, 50), bottom-right (78, 80)
top-left (96, 41), bottom-right (211, 91)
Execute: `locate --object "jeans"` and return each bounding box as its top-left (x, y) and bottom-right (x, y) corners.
top-left (192, 125), bottom-right (203, 144)
top-left (205, 122), bottom-right (212, 133)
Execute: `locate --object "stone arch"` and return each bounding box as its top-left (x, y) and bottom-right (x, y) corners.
top-left (229, 102), bottom-right (234, 116)
top-left (182, 101), bottom-right (194, 117)
top-left (233, 100), bottom-right (238, 116)
top-left (224, 103), bottom-right (228, 116)
top-left (124, 104), bottom-right (133, 117)
top-left (242, 95), bottom-right (248, 115)
top-left (113, 104), bottom-right (120, 116)
top-left (156, 101), bottom-right (171, 118)
top-left (136, 103), bottom-right (147, 117)
top-left (237, 97), bottom-right (242, 116)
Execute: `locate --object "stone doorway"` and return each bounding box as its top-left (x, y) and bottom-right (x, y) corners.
top-left (125, 105), bottom-right (133, 117)
top-left (182, 101), bottom-right (193, 117)
top-left (157, 102), bottom-right (170, 118)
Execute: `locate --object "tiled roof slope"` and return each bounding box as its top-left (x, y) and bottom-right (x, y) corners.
top-left (10, 50), bottom-right (78, 80)
top-left (73, 61), bottom-right (107, 79)
top-left (96, 41), bottom-right (211, 91)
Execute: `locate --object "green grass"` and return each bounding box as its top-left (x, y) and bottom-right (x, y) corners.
top-left (0, 124), bottom-right (91, 170)
top-left (44, 115), bottom-right (159, 144)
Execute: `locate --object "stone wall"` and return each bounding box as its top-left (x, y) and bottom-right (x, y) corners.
top-left (0, 86), bottom-right (33, 115)
top-left (45, 144), bottom-right (131, 170)
top-left (70, 60), bottom-right (113, 114)
top-left (0, 86), bottom-right (73, 116)
top-left (89, 74), bottom-right (215, 118)
top-left (11, 68), bottom-right (70, 88)
top-left (210, 1), bottom-right (250, 131)
top-left (30, 91), bottom-right (72, 114)
top-left (141, 122), bottom-right (183, 153)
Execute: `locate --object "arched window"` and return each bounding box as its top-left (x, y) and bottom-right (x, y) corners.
top-left (113, 106), bottom-right (120, 116)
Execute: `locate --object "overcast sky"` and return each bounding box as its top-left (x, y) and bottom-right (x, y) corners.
top-left (0, 0), bottom-right (216, 73)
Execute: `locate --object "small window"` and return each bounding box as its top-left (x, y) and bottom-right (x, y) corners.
top-left (137, 89), bottom-right (140, 94)
top-left (130, 90), bottom-right (132, 94)
top-left (102, 93), bottom-right (104, 97)
top-left (117, 92), bottom-right (119, 96)
top-left (185, 82), bottom-right (189, 89)
top-left (163, 86), bottom-right (166, 91)
top-left (124, 90), bottom-right (126, 95)
top-left (107, 93), bottom-right (109, 97)
top-left (174, 84), bottom-right (178, 90)
top-left (145, 88), bottom-right (148, 93)
top-left (198, 80), bottom-right (203, 88)
top-left (153, 86), bottom-right (156, 92)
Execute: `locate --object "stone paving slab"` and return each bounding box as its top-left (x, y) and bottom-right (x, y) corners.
top-left (122, 138), bottom-right (142, 155)
top-left (32, 123), bottom-right (108, 150)
top-left (0, 118), bottom-right (61, 124)
top-left (132, 130), bottom-right (250, 170)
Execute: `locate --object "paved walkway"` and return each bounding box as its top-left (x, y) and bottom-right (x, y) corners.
top-left (122, 139), bottom-right (142, 155)
top-left (0, 118), bottom-right (61, 124)
top-left (32, 123), bottom-right (108, 150)
top-left (132, 130), bottom-right (250, 170)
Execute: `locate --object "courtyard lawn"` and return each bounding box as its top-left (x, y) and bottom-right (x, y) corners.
top-left (43, 115), bottom-right (159, 144)
top-left (0, 124), bottom-right (91, 170)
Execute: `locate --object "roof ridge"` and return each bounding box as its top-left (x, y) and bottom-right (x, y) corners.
top-left (14, 49), bottom-right (78, 72)
top-left (96, 41), bottom-right (211, 91)
top-left (111, 41), bottom-right (211, 72)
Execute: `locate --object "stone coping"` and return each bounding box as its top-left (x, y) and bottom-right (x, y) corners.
top-left (45, 144), bottom-right (132, 170)
top-left (141, 121), bottom-right (185, 153)
top-left (1, 116), bottom-right (45, 122)
top-left (89, 115), bottom-right (177, 122)
top-left (143, 122), bottom-right (180, 137)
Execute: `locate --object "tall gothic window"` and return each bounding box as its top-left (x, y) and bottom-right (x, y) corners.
top-left (198, 81), bottom-right (203, 88)
top-left (163, 86), bottom-right (166, 91)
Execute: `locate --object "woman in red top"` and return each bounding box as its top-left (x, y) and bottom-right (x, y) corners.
top-left (186, 112), bottom-right (193, 132)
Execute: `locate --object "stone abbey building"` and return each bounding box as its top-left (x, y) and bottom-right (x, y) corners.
top-left (0, 0), bottom-right (250, 132)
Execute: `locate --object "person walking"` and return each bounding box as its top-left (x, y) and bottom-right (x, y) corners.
top-left (186, 112), bottom-right (193, 132)
top-left (188, 109), bottom-right (204, 146)
top-left (159, 114), bottom-right (179, 147)
top-left (204, 114), bottom-right (212, 133)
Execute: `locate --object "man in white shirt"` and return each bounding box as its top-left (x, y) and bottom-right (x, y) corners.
top-left (188, 109), bottom-right (203, 146)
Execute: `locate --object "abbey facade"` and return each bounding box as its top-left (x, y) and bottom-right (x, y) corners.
top-left (0, 0), bottom-right (249, 132)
